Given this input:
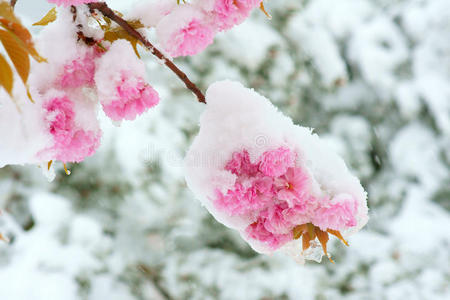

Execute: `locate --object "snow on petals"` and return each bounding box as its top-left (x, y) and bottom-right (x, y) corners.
top-left (196, 0), bottom-right (263, 31)
top-left (47, 0), bottom-right (98, 7)
top-left (101, 72), bottom-right (160, 121)
top-left (156, 6), bottom-right (215, 57)
top-left (95, 40), bottom-right (160, 122)
top-left (39, 90), bottom-right (101, 164)
top-left (184, 80), bottom-right (369, 263)
top-left (59, 49), bottom-right (98, 89)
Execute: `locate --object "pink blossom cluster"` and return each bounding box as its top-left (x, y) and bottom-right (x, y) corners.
top-left (101, 71), bottom-right (160, 121)
top-left (37, 39), bottom-right (159, 164)
top-left (35, 47), bottom-right (103, 164)
top-left (214, 147), bottom-right (359, 250)
top-left (95, 40), bottom-right (160, 122)
top-left (155, 0), bottom-right (263, 57)
top-left (47, 0), bottom-right (97, 7)
top-left (40, 94), bottom-right (101, 163)
top-left (59, 49), bottom-right (98, 89)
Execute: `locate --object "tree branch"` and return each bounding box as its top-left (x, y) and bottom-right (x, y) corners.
top-left (10, 0), bottom-right (17, 9)
top-left (87, 2), bottom-right (206, 104)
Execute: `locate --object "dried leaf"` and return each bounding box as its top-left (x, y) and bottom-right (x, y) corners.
top-left (0, 2), bottom-right (45, 62)
top-left (33, 7), bottom-right (57, 26)
top-left (306, 223), bottom-right (316, 239)
top-left (293, 224), bottom-right (307, 240)
top-left (327, 229), bottom-right (349, 246)
top-left (302, 232), bottom-right (312, 251)
top-left (260, 2), bottom-right (272, 20)
top-left (0, 53), bottom-right (13, 96)
top-left (104, 28), bottom-right (141, 58)
top-left (102, 19), bottom-right (144, 58)
top-left (0, 2), bottom-right (16, 23)
top-left (0, 29), bottom-right (30, 85)
top-left (315, 227), bottom-right (334, 263)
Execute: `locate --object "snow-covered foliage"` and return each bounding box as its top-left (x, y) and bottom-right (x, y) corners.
top-left (185, 80), bottom-right (368, 262)
top-left (1, 0), bottom-right (449, 299)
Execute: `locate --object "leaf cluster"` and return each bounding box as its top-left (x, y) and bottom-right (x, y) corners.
top-left (0, 2), bottom-right (45, 101)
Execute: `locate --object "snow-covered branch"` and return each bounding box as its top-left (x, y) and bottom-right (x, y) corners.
top-left (88, 2), bottom-right (206, 103)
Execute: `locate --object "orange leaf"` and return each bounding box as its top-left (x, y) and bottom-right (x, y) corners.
top-left (293, 224), bottom-right (307, 239)
top-left (306, 223), bottom-right (316, 239)
top-left (0, 53), bottom-right (13, 97)
top-left (327, 229), bottom-right (349, 246)
top-left (302, 232), bottom-right (312, 251)
top-left (259, 2), bottom-right (272, 19)
top-left (0, 2), bottom-right (16, 23)
top-left (0, 2), bottom-right (45, 62)
top-left (315, 227), bottom-right (334, 263)
top-left (0, 29), bottom-right (30, 85)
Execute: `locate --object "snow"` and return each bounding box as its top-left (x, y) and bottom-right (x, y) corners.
top-left (0, 0), bottom-right (449, 299)
top-left (128, 0), bottom-right (176, 28)
top-left (185, 80), bottom-right (368, 256)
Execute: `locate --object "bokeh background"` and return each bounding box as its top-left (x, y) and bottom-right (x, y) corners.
top-left (1, 0), bottom-right (449, 299)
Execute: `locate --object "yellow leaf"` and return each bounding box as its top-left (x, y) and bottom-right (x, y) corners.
top-left (104, 29), bottom-right (141, 58)
top-left (0, 2), bottom-right (16, 23)
top-left (102, 19), bottom-right (144, 58)
top-left (0, 29), bottom-right (30, 85)
top-left (0, 53), bottom-right (13, 97)
top-left (0, 2), bottom-right (45, 62)
top-left (33, 7), bottom-right (57, 26)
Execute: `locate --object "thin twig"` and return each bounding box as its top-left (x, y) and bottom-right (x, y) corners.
top-left (88, 2), bottom-right (206, 103)
top-left (137, 264), bottom-right (173, 300)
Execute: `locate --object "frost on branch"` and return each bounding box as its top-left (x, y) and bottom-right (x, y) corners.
top-left (184, 81), bottom-right (369, 263)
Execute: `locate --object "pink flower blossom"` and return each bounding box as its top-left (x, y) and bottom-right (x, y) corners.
top-left (274, 167), bottom-right (310, 206)
top-left (101, 72), bottom-right (160, 122)
top-left (156, 7), bottom-right (215, 57)
top-left (213, 146), bottom-right (359, 252)
top-left (246, 218), bottom-right (292, 250)
top-left (258, 147), bottom-right (296, 177)
top-left (42, 95), bottom-right (101, 163)
top-left (208, 0), bottom-right (262, 31)
top-left (259, 202), bottom-right (293, 234)
top-left (225, 149), bottom-right (258, 176)
top-left (214, 179), bottom-right (272, 216)
top-left (184, 80), bottom-right (368, 261)
top-left (312, 194), bottom-right (358, 231)
top-left (59, 51), bottom-right (97, 89)
top-left (47, 0), bottom-right (97, 6)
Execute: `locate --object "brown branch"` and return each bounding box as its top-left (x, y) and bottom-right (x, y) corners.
top-left (71, 6), bottom-right (97, 46)
top-left (87, 2), bottom-right (206, 104)
top-left (10, 0), bottom-right (17, 9)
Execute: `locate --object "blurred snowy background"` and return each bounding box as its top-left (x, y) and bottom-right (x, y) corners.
top-left (1, 0), bottom-right (449, 299)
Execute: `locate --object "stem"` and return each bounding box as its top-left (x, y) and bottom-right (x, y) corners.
top-left (87, 2), bottom-right (206, 104)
